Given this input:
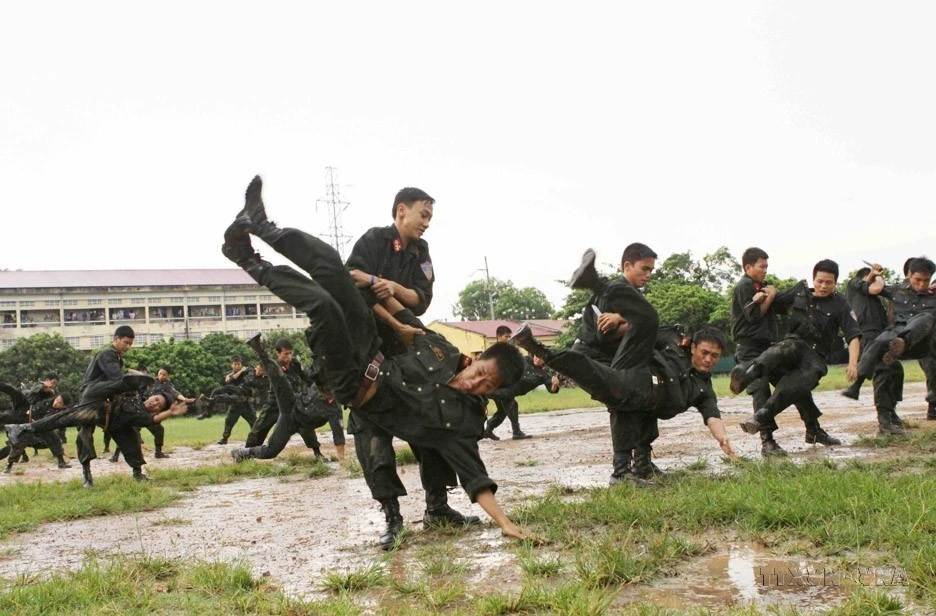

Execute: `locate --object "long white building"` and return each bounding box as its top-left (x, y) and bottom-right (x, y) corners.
top-left (0, 270), bottom-right (308, 351)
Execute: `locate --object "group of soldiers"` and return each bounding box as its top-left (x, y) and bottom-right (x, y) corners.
top-left (3, 174), bottom-right (935, 550)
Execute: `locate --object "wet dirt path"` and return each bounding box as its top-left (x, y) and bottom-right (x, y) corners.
top-left (0, 383), bottom-right (932, 605)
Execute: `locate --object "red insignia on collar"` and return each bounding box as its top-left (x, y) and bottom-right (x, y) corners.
top-left (392, 238), bottom-right (402, 252)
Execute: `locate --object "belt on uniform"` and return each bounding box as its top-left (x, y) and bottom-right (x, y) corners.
top-left (350, 352), bottom-right (384, 409)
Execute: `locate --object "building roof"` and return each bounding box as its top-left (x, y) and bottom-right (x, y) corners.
top-left (432, 319), bottom-right (569, 338)
top-left (0, 269), bottom-right (257, 290)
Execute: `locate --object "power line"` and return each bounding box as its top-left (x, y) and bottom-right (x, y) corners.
top-left (315, 167), bottom-right (353, 260)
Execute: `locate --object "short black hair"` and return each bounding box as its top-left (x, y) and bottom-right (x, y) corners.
top-left (44, 372), bottom-right (58, 381)
top-left (391, 187), bottom-right (435, 219)
top-left (495, 325), bottom-right (512, 338)
top-left (274, 338), bottom-right (293, 352)
top-left (114, 325), bottom-right (135, 339)
top-left (741, 247), bottom-right (769, 268)
top-left (692, 327), bottom-right (727, 352)
top-left (856, 267), bottom-right (871, 279)
top-left (621, 243), bottom-right (657, 269)
top-left (812, 259), bottom-right (839, 282)
top-left (231, 355), bottom-right (243, 363)
top-left (160, 365), bottom-right (173, 375)
top-left (135, 362), bottom-right (148, 372)
top-left (908, 257), bottom-right (936, 278)
top-left (903, 258), bottom-right (914, 277)
top-left (59, 392), bottom-right (74, 406)
top-left (478, 342), bottom-right (524, 388)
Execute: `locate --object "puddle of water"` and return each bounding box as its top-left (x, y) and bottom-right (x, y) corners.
top-left (626, 543), bottom-right (908, 610)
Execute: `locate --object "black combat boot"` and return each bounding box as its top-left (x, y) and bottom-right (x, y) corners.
top-left (101, 445), bottom-right (110, 454)
top-left (57, 455), bottom-right (71, 469)
top-left (154, 447), bottom-right (169, 459)
top-left (609, 449), bottom-right (633, 484)
top-left (840, 378), bottom-right (864, 401)
top-left (805, 422), bottom-right (842, 446)
top-left (760, 431), bottom-right (787, 457)
top-left (81, 463), bottom-right (94, 488)
top-left (231, 447), bottom-right (256, 463)
top-left (509, 324), bottom-right (555, 362)
top-left (216, 437), bottom-right (229, 446)
top-left (240, 175), bottom-right (287, 244)
top-left (109, 450), bottom-right (120, 463)
top-left (568, 248), bottom-right (599, 290)
top-left (882, 337), bottom-right (906, 364)
top-left (877, 411), bottom-right (907, 436)
top-left (2, 463), bottom-right (11, 474)
top-left (132, 466), bottom-right (150, 481)
top-left (729, 362), bottom-right (762, 395)
top-left (632, 446), bottom-right (658, 481)
top-left (221, 216), bottom-right (273, 286)
top-left (19, 452), bottom-right (28, 463)
top-left (378, 498), bottom-right (405, 550)
top-left (512, 430), bottom-right (532, 440)
top-left (482, 423), bottom-right (500, 440)
top-left (246, 332), bottom-right (269, 361)
top-left (928, 402), bottom-right (936, 421)
top-left (890, 411), bottom-right (905, 427)
top-left (739, 408), bottom-right (770, 435)
top-left (423, 490), bottom-right (481, 528)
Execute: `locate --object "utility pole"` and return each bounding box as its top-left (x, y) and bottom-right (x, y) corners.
top-left (315, 167), bottom-right (353, 260)
top-left (483, 256), bottom-right (495, 320)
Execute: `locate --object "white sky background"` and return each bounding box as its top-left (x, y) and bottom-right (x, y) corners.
top-left (2, 1), bottom-right (934, 323)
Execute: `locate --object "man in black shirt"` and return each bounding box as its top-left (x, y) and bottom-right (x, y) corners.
top-left (845, 267), bottom-right (906, 434)
top-left (0, 389), bottom-right (73, 472)
top-left (215, 356), bottom-right (257, 445)
top-left (734, 260), bottom-right (859, 447)
top-left (484, 346), bottom-right (559, 440)
top-left (221, 176), bottom-right (535, 544)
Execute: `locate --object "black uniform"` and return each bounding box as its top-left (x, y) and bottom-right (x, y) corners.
top-left (218, 369), bottom-right (257, 441)
top-left (745, 283), bottom-right (861, 429)
top-left (0, 392), bottom-right (69, 470)
top-left (107, 379), bottom-right (178, 461)
top-left (546, 277), bottom-right (659, 481)
top-left (234, 357), bottom-right (344, 461)
top-left (855, 281), bottom-right (936, 381)
top-left (486, 356), bottom-right (557, 437)
top-left (75, 345), bottom-right (125, 465)
top-left (845, 275), bottom-right (904, 417)
top-left (234, 227), bottom-right (497, 500)
top-left (8, 377), bottom-right (166, 471)
top-left (345, 224), bottom-right (459, 510)
top-left (245, 361), bottom-right (310, 448)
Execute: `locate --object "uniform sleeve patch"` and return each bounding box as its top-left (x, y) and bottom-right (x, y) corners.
top-left (420, 260), bottom-right (434, 281)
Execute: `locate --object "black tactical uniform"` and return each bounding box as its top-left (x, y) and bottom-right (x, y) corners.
top-left (233, 354), bottom-right (344, 461)
top-left (485, 356), bottom-right (557, 439)
top-left (217, 368), bottom-right (257, 444)
top-left (223, 225), bottom-right (501, 503)
top-left (345, 223), bottom-right (466, 524)
top-left (845, 275), bottom-right (904, 426)
top-left (245, 360), bottom-right (312, 448)
top-left (6, 376), bottom-right (170, 480)
top-left (0, 390), bottom-right (70, 472)
top-left (548, 276), bottom-right (659, 482)
top-left (75, 345), bottom-right (125, 471)
top-left (740, 282), bottom-right (860, 439)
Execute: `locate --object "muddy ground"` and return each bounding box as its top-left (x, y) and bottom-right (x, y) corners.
top-left (1, 383), bottom-right (932, 611)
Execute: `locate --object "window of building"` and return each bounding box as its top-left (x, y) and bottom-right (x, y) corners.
top-left (0, 340), bottom-right (15, 349)
top-left (208, 296), bottom-right (221, 302)
top-left (66, 337), bottom-right (80, 347)
top-left (110, 299), bottom-right (123, 305)
top-left (131, 298), bottom-right (145, 303)
top-left (45, 300), bottom-right (59, 307)
top-left (88, 299), bottom-right (103, 306)
top-left (149, 333), bottom-right (164, 342)
top-left (89, 336), bottom-right (105, 347)
top-left (0, 301), bottom-right (14, 307)
top-left (62, 300), bottom-right (78, 306)
top-left (170, 297), bottom-right (184, 303)
top-left (187, 297), bottom-right (201, 303)
top-left (19, 301), bottom-right (34, 307)
top-left (243, 295), bottom-right (256, 301)
top-left (149, 298), bottom-right (162, 304)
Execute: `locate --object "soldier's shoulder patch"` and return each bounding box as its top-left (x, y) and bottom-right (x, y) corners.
top-left (430, 345), bottom-right (445, 361)
top-left (420, 260), bottom-right (434, 281)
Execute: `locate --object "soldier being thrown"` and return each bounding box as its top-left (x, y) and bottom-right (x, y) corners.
top-left (220, 175), bottom-right (533, 542)
top-left (732, 260), bottom-right (857, 447)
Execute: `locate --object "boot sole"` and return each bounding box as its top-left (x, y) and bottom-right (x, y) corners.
top-left (882, 338), bottom-right (905, 365)
top-left (568, 249), bottom-right (597, 289)
top-left (739, 417), bottom-right (761, 435)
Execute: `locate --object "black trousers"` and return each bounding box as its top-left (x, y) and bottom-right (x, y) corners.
top-left (487, 395), bottom-right (521, 434)
top-left (748, 337), bottom-right (825, 432)
top-left (858, 332), bottom-right (905, 414)
top-left (222, 402), bottom-right (257, 439)
top-left (245, 402), bottom-right (278, 447)
top-left (736, 339), bottom-right (816, 432)
top-left (857, 313), bottom-right (936, 379)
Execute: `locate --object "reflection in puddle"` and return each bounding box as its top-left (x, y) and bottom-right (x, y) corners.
top-left (631, 544), bottom-right (907, 610)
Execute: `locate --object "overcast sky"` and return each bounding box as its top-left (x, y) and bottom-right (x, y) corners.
top-left (3, 1), bottom-right (934, 323)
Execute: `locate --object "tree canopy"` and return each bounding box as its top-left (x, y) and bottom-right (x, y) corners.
top-left (453, 278), bottom-right (554, 321)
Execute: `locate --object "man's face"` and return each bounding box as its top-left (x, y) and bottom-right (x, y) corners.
top-left (532, 355), bottom-right (545, 367)
top-left (623, 258), bottom-right (655, 289)
top-left (255, 364), bottom-right (265, 377)
top-left (52, 395), bottom-right (66, 410)
top-left (43, 378), bottom-right (57, 392)
top-left (231, 361), bottom-right (242, 372)
top-left (396, 200), bottom-right (433, 242)
top-left (813, 271), bottom-right (837, 298)
top-left (745, 258), bottom-right (769, 284)
top-left (157, 369), bottom-right (170, 383)
top-left (451, 358), bottom-right (503, 396)
top-left (113, 336), bottom-right (134, 354)
top-left (277, 348), bottom-right (293, 366)
top-left (690, 341), bottom-right (722, 373)
top-left (496, 332), bottom-right (511, 343)
top-left (143, 395), bottom-right (168, 413)
top-left (909, 271), bottom-right (932, 293)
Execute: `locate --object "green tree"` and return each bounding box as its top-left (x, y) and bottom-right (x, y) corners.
top-left (453, 279), bottom-right (513, 321)
top-left (0, 332), bottom-right (88, 397)
top-left (453, 279), bottom-right (554, 321)
top-left (644, 282), bottom-right (721, 335)
top-left (125, 340), bottom-right (220, 396)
